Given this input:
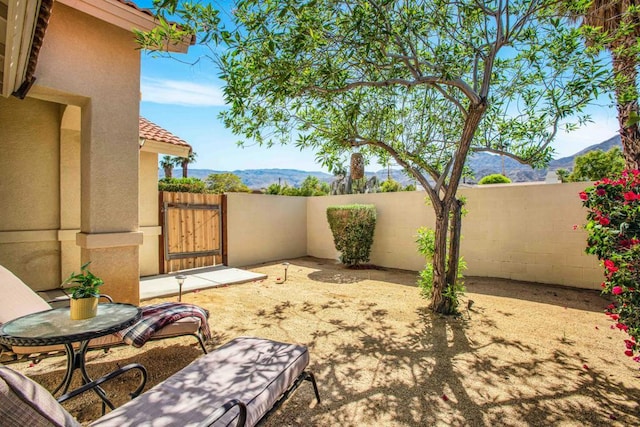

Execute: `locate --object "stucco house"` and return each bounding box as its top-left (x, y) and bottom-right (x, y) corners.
top-left (0, 0), bottom-right (192, 304)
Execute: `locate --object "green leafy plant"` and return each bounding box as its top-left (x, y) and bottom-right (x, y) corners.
top-left (568, 147), bottom-right (625, 182)
top-left (326, 204), bottom-right (377, 267)
top-left (416, 227), bottom-right (466, 312)
top-left (63, 262), bottom-right (104, 299)
top-left (158, 177), bottom-right (207, 193)
top-left (205, 172), bottom-right (250, 194)
top-left (581, 170), bottom-right (640, 361)
top-left (478, 174), bottom-right (512, 185)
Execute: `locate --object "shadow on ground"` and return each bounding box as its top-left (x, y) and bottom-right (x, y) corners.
top-left (13, 257), bottom-right (640, 426)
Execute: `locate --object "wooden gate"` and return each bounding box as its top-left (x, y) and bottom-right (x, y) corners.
top-left (159, 191), bottom-right (226, 273)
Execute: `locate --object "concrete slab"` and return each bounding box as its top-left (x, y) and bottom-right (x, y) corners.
top-left (140, 266), bottom-right (267, 301)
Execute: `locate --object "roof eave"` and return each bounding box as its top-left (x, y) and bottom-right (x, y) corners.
top-left (140, 139), bottom-right (191, 157)
top-left (57, 0), bottom-right (193, 53)
top-left (1, 0), bottom-right (48, 98)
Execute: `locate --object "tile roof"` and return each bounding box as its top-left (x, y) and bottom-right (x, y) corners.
top-left (117, 0), bottom-right (154, 17)
top-left (139, 117), bottom-right (192, 150)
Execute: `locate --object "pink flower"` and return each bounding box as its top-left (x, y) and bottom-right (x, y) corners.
top-left (604, 260), bottom-right (618, 273)
top-left (624, 191), bottom-right (638, 201)
top-left (579, 191), bottom-right (588, 200)
top-left (625, 350), bottom-right (634, 357)
top-left (572, 224), bottom-right (578, 230)
top-left (612, 286), bottom-right (624, 295)
top-left (616, 323), bottom-right (629, 332)
top-left (599, 216), bottom-right (611, 226)
top-left (596, 188), bottom-right (607, 196)
top-left (625, 339), bottom-right (635, 349)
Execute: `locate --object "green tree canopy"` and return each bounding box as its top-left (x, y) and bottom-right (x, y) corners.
top-left (265, 176), bottom-right (330, 196)
top-left (560, 0), bottom-right (640, 169)
top-left (142, 0), bottom-right (606, 314)
top-left (569, 147), bottom-right (625, 182)
top-left (205, 173), bottom-right (250, 194)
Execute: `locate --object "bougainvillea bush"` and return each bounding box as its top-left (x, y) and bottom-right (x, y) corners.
top-left (581, 170), bottom-right (640, 362)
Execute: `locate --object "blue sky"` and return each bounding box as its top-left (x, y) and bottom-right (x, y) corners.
top-left (137, 1), bottom-right (619, 173)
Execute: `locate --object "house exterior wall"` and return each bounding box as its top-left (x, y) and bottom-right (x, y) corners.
top-left (139, 151), bottom-right (161, 277)
top-left (0, 3), bottom-right (143, 302)
top-left (225, 193), bottom-right (308, 267)
top-left (0, 97), bottom-right (62, 290)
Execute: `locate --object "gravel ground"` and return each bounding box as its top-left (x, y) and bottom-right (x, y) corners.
top-left (14, 257), bottom-right (640, 426)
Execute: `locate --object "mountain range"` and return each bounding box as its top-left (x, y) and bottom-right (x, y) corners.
top-left (166, 135), bottom-right (622, 188)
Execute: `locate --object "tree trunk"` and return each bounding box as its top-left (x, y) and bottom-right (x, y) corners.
top-left (182, 160), bottom-right (189, 178)
top-left (612, 36), bottom-right (640, 170)
top-left (430, 202), bottom-right (450, 313)
top-left (163, 166), bottom-right (173, 179)
top-left (444, 199), bottom-right (463, 313)
top-left (430, 101), bottom-right (486, 314)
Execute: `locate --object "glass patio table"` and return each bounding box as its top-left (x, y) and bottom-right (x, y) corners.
top-left (0, 303), bottom-right (142, 408)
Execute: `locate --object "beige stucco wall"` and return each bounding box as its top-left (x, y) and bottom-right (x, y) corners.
top-left (226, 193), bottom-right (308, 267)
top-left (139, 151), bottom-right (161, 276)
top-left (459, 182), bottom-right (601, 288)
top-left (0, 97), bottom-right (63, 290)
top-left (223, 183), bottom-right (600, 290)
top-left (0, 3), bottom-right (143, 302)
top-left (304, 183), bottom-right (601, 289)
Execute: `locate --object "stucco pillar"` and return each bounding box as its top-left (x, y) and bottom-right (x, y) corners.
top-left (30, 3), bottom-right (145, 304)
top-left (75, 102), bottom-right (142, 305)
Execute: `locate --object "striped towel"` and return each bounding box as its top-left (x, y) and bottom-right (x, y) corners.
top-left (117, 302), bottom-right (211, 348)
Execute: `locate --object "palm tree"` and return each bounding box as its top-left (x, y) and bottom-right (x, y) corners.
top-left (179, 151), bottom-right (197, 178)
top-left (160, 155), bottom-right (176, 179)
top-left (564, 1), bottom-right (640, 169)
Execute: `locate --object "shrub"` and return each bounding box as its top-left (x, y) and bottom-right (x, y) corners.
top-left (158, 177), bottom-right (207, 193)
top-left (379, 179), bottom-right (402, 192)
top-left (478, 174), bottom-right (511, 185)
top-left (581, 170), bottom-right (640, 362)
top-left (326, 204), bottom-right (377, 266)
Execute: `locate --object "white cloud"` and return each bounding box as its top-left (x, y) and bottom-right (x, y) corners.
top-left (141, 78), bottom-right (227, 107)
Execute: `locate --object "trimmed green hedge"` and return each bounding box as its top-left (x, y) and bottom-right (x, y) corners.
top-left (326, 204), bottom-right (377, 266)
top-left (158, 177), bottom-right (207, 193)
top-left (478, 174), bottom-right (511, 185)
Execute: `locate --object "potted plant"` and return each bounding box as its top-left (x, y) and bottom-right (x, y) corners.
top-left (63, 262), bottom-right (104, 320)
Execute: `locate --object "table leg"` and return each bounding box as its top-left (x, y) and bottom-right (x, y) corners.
top-left (51, 343), bottom-right (77, 396)
top-left (53, 340), bottom-right (116, 411)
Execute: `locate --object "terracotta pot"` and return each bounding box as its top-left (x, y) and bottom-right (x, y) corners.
top-left (70, 297), bottom-right (98, 320)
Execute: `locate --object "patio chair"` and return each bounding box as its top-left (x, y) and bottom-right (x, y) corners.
top-left (0, 264), bottom-right (210, 365)
top-left (0, 336), bottom-right (320, 427)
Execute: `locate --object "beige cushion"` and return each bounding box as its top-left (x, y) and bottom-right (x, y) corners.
top-left (0, 366), bottom-right (80, 427)
top-left (0, 265), bottom-right (51, 325)
top-left (10, 317), bottom-right (202, 355)
top-left (90, 337), bottom-right (310, 427)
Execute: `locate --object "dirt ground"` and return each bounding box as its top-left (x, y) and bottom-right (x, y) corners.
top-left (13, 257), bottom-right (640, 426)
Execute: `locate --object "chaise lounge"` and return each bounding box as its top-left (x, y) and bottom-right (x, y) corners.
top-left (0, 336), bottom-right (320, 427)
